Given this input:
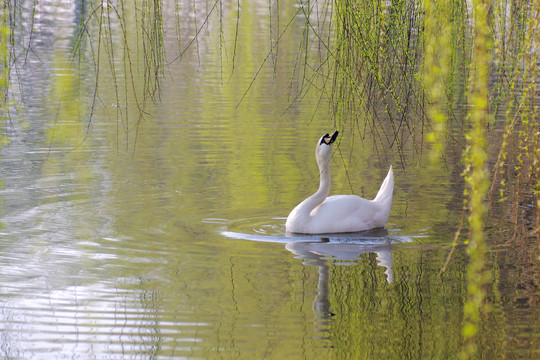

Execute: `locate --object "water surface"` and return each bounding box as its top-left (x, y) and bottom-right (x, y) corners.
top-left (0, 1), bottom-right (538, 359)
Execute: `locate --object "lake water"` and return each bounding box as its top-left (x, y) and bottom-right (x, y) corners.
top-left (0, 1), bottom-right (538, 359)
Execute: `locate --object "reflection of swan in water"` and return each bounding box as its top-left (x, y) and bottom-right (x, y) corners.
top-left (221, 225), bottom-right (406, 317)
top-left (222, 227), bottom-right (398, 285)
top-left (286, 238), bottom-right (393, 318)
top-left (285, 240), bottom-right (394, 283)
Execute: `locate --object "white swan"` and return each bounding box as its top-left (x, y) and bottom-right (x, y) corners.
top-left (286, 131), bottom-right (394, 234)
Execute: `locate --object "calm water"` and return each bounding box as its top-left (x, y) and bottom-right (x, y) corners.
top-left (0, 1), bottom-right (538, 359)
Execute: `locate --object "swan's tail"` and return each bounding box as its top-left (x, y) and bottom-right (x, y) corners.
top-left (373, 166), bottom-right (394, 219)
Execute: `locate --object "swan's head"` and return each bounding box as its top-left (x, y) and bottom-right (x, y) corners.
top-left (316, 131), bottom-right (339, 168)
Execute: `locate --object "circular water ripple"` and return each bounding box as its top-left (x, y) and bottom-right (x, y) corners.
top-left (227, 217), bottom-right (287, 236)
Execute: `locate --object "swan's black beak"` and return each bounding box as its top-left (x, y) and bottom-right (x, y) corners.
top-left (320, 131), bottom-right (339, 145)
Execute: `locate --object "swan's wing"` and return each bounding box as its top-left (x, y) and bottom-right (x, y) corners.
top-left (313, 195), bottom-right (377, 216)
top-left (310, 195), bottom-right (386, 233)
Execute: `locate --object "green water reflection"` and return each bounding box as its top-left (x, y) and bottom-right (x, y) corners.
top-left (0, 1), bottom-right (537, 359)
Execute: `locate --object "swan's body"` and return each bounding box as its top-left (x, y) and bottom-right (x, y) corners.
top-left (286, 131), bottom-right (394, 234)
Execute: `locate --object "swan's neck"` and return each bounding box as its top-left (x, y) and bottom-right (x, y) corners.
top-left (298, 159), bottom-right (331, 217)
